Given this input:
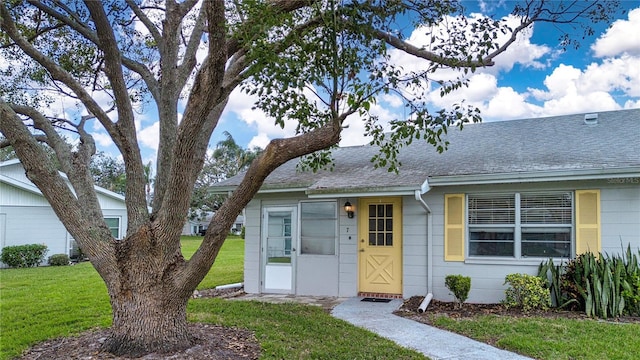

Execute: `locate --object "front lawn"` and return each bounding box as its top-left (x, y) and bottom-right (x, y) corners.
top-left (0, 236), bottom-right (244, 359)
top-left (181, 235), bottom-right (244, 289)
top-left (430, 314), bottom-right (640, 360)
top-left (0, 237), bottom-right (424, 360)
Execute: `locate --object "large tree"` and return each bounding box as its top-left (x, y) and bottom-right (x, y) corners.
top-left (0, 0), bottom-right (620, 356)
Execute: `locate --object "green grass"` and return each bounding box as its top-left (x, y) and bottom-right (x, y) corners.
top-left (4, 236), bottom-right (638, 360)
top-left (430, 314), bottom-right (640, 360)
top-left (180, 235), bottom-right (244, 289)
top-left (1, 236), bottom-right (424, 360)
top-left (188, 299), bottom-right (425, 359)
top-left (0, 262), bottom-right (112, 359)
top-left (0, 236), bottom-right (244, 360)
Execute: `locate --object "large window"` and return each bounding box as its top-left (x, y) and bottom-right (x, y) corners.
top-left (300, 201), bottom-right (337, 255)
top-left (468, 192), bottom-right (572, 258)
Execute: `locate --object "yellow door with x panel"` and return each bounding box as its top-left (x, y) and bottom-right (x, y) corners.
top-left (358, 197), bottom-right (402, 296)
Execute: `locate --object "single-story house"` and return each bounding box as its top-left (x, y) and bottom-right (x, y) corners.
top-left (0, 159), bottom-right (128, 264)
top-left (211, 109), bottom-right (640, 303)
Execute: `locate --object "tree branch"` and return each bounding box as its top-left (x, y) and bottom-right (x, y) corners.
top-left (10, 104), bottom-right (76, 173)
top-left (124, 0), bottom-right (162, 49)
top-left (84, 0), bottom-right (148, 229)
top-left (153, 0), bottom-right (229, 242)
top-left (26, 0), bottom-right (161, 100)
top-left (0, 3), bottom-right (119, 142)
top-left (176, 4), bottom-right (206, 89)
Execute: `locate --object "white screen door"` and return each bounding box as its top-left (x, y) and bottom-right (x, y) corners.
top-left (262, 207), bottom-right (297, 293)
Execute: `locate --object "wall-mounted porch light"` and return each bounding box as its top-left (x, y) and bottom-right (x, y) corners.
top-left (344, 201), bottom-right (355, 218)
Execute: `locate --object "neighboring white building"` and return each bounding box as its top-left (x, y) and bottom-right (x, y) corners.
top-left (0, 159), bottom-right (128, 264)
top-left (182, 212), bottom-right (244, 236)
top-left (212, 109), bottom-right (640, 303)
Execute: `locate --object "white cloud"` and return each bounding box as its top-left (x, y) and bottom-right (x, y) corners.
top-left (540, 91), bottom-right (620, 115)
top-left (580, 55), bottom-right (640, 97)
top-left (624, 99), bottom-right (640, 109)
top-left (247, 133), bottom-right (271, 149)
top-left (487, 15), bottom-right (551, 73)
top-left (379, 93), bottom-right (404, 108)
top-left (137, 121), bottom-right (160, 151)
top-left (477, 0), bottom-right (507, 13)
top-left (526, 54), bottom-right (639, 115)
top-left (92, 132), bottom-right (114, 147)
top-left (484, 87), bottom-right (542, 120)
top-left (428, 73), bottom-right (498, 107)
top-left (222, 87), bottom-right (298, 149)
top-left (592, 8), bottom-right (640, 57)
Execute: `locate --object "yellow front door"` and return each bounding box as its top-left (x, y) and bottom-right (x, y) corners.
top-left (358, 197), bottom-right (402, 296)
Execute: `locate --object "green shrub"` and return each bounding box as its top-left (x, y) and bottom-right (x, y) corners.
top-left (48, 254), bottom-right (70, 266)
top-left (240, 226), bottom-right (245, 239)
top-left (560, 246), bottom-right (639, 318)
top-left (538, 259), bottom-right (579, 309)
top-left (1, 244), bottom-right (48, 268)
top-left (445, 274), bottom-right (471, 308)
top-left (503, 273), bottom-right (550, 312)
top-left (622, 274), bottom-right (640, 316)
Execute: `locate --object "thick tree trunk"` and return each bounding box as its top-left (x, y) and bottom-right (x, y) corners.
top-left (101, 226), bottom-right (193, 357)
top-left (105, 288), bottom-right (192, 356)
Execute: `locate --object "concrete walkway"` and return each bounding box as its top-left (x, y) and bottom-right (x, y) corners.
top-left (331, 297), bottom-right (532, 360)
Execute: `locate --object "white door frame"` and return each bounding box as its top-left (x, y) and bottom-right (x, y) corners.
top-left (261, 206), bottom-right (297, 294)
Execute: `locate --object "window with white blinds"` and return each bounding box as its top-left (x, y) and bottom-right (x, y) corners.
top-left (300, 201), bottom-right (337, 255)
top-left (468, 192), bottom-right (573, 258)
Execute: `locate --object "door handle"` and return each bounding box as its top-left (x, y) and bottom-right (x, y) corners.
top-left (359, 249), bottom-right (365, 252)
top-left (291, 248), bottom-right (296, 252)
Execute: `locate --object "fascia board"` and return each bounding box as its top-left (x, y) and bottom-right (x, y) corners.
top-left (428, 167), bottom-right (640, 186)
top-left (306, 187), bottom-right (418, 198)
top-left (209, 186), bottom-right (310, 195)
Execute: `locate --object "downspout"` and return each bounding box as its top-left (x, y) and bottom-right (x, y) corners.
top-left (414, 179), bottom-right (433, 313)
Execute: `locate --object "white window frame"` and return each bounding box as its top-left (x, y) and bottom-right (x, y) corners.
top-left (298, 200), bottom-right (338, 256)
top-left (467, 192), bottom-right (574, 261)
top-left (104, 217), bottom-right (122, 239)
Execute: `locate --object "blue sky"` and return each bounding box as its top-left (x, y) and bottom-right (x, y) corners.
top-left (197, 1), bottom-right (640, 155)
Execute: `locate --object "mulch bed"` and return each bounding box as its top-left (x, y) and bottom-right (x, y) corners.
top-left (394, 296), bottom-right (640, 324)
top-left (17, 287), bottom-right (259, 360)
top-left (18, 324), bottom-right (260, 360)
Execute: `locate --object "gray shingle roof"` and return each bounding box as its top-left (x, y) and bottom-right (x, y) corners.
top-left (212, 108), bottom-right (640, 194)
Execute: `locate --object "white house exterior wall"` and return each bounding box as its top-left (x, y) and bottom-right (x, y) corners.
top-left (600, 183), bottom-right (640, 254)
top-left (401, 195), bottom-right (429, 298)
top-left (0, 204), bottom-right (127, 260)
top-left (245, 193), bottom-right (431, 298)
top-left (1, 163), bottom-right (128, 265)
top-left (243, 198), bottom-right (262, 294)
top-left (1, 206), bottom-right (68, 255)
top-left (1, 182), bottom-right (50, 206)
top-left (425, 179), bottom-right (640, 304)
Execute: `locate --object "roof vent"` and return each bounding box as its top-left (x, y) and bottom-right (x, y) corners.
top-left (584, 113), bottom-right (598, 126)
